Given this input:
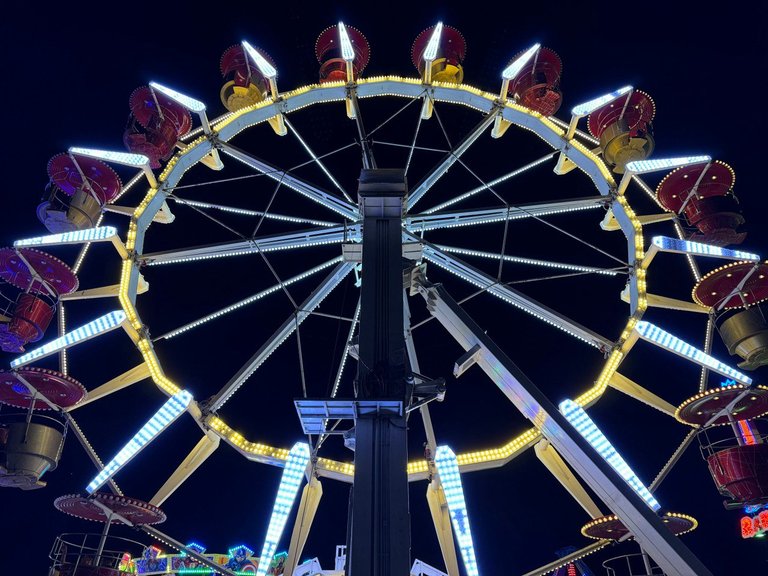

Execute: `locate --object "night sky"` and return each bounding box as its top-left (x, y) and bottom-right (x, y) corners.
top-left (2, 3), bottom-right (768, 574)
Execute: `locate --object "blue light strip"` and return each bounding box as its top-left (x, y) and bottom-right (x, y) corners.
top-left (255, 442), bottom-right (310, 576)
top-left (559, 400), bottom-right (661, 512)
top-left (651, 236), bottom-right (760, 261)
top-left (14, 226), bottom-right (118, 247)
top-left (636, 321), bottom-right (753, 385)
top-left (85, 390), bottom-right (193, 493)
top-left (571, 86), bottom-right (632, 117)
top-left (11, 310), bottom-right (126, 368)
top-left (626, 156), bottom-right (710, 174)
top-left (434, 446), bottom-right (480, 576)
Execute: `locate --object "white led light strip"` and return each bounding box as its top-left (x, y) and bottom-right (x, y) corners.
top-left (651, 236), bottom-right (759, 261)
top-left (14, 226), bottom-right (118, 247)
top-left (161, 257), bottom-right (343, 339)
top-left (86, 390), bottom-right (193, 493)
top-left (434, 446), bottom-right (480, 576)
top-left (560, 399), bottom-right (661, 511)
top-left (635, 321), bottom-right (752, 385)
top-left (11, 311), bottom-right (126, 368)
top-left (255, 442), bottom-right (310, 576)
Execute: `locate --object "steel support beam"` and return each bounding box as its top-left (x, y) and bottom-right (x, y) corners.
top-left (150, 432), bottom-right (220, 506)
top-left (347, 169), bottom-right (411, 576)
top-left (426, 480), bottom-right (460, 576)
top-left (416, 281), bottom-right (713, 576)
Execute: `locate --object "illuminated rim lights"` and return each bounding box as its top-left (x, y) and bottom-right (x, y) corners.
top-left (255, 442), bottom-right (309, 576)
top-left (434, 446), bottom-right (479, 576)
top-left (691, 260), bottom-right (768, 309)
top-left (114, 76), bottom-right (649, 478)
top-left (675, 384), bottom-right (768, 426)
top-left (86, 390), bottom-right (193, 493)
top-left (581, 513), bottom-right (697, 541)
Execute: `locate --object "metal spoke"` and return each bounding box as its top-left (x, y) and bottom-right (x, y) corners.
top-left (285, 117), bottom-right (354, 202)
top-left (220, 142), bottom-right (359, 221)
top-left (420, 242), bottom-right (613, 350)
top-left (422, 153), bottom-right (557, 214)
top-left (436, 245), bottom-right (626, 276)
top-left (153, 257), bottom-right (344, 341)
top-left (140, 224), bottom-right (359, 266)
top-left (168, 196), bottom-right (337, 228)
top-left (407, 109), bottom-right (500, 211)
top-left (371, 140), bottom-right (448, 154)
top-left (405, 198), bottom-right (605, 232)
top-left (207, 262), bottom-right (355, 411)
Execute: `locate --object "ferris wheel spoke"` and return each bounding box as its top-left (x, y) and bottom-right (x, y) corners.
top-left (168, 196), bottom-right (338, 228)
top-left (420, 243), bottom-right (612, 350)
top-left (404, 292), bottom-right (437, 454)
top-left (422, 152), bottom-right (558, 214)
top-left (521, 541), bottom-right (610, 576)
top-left (284, 117), bottom-right (354, 202)
top-left (140, 224), bottom-right (358, 266)
top-left (219, 142), bottom-right (359, 221)
top-left (436, 245), bottom-right (626, 276)
top-left (154, 257), bottom-right (344, 341)
top-left (207, 262), bottom-right (355, 411)
top-left (406, 110), bottom-right (500, 211)
top-left (405, 197), bottom-right (605, 232)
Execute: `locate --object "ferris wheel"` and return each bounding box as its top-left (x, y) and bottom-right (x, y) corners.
top-left (1, 20), bottom-right (766, 576)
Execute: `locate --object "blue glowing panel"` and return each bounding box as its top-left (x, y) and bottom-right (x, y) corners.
top-left (338, 22), bottom-right (355, 61)
top-left (635, 321), bottom-right (752, 385)
top-left (11, 311), bottom-right (126, 368)
top-left (150, 82), bottom-right (206, 113)
top-left (255, 442), bottom-right (310, 576)
top-left (434, 446), bottom-right (480, 576)
top-left (14, 226), bottom-right (118, 248)
top-left (559, 400), bottom-right (661, 512)
top-left (69, 147), bottom-right (149, 167)
top-left (571, 86), bottom-right (632, 117)
top-left (651, 236), bottom-right (759, 261)
top-left (423, 22), bottom-right (443, 62)
top-left (85, 390), bottom-right (193, 493)
top-left (502, 43), bottom-right (540, 80)
top-left (626, 156), bottom-right (710, 174)
top-left (242, 41), bottom-right (277, 79)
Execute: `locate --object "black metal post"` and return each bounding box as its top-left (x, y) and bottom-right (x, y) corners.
top-left (346, 169), bottom-right (411, 576)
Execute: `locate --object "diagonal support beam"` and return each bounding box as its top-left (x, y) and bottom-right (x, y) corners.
top-left (421, 244), bottom-right (612, 351)
top-left (150, 432), bottom-right (220, 506)
top-left (140, 225), bottom-right (358, 266)
top-left (208, 262), bottom-right (354, 411)
top-left (534, 440), bottom-right (603, 518)
top-left (416, 280), bottom-right (713, 576)
top-left (406, 197), bottom-right (605, 232)
top-left (284, 476), bottom-right (323, 576)
top-left (426, 479), bottom-right (460, 576)
top-left (68, 363), bottom-right (151, 410)
top-left (220, 142), bottom-right (359, 221)
top-left (407, 111), bottom-right (500, 211)
top-left (608, 372), bottom-right (677, 417)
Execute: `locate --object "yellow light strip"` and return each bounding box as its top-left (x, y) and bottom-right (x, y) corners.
top-left (111, 77), bottom-right (647, 478)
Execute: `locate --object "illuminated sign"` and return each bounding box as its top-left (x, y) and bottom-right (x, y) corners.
top-left (741, 509), bottom-right (768, 539)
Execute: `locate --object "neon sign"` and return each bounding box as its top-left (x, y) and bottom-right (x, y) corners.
top-left (741, 509), bottom-right (768, 538)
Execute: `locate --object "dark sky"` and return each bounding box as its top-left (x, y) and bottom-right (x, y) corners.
top-left (2, 2), bottom-right (768, 575)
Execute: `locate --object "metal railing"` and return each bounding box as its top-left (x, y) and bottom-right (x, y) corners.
top-left (602, 552), bottom-right (665, 576)
top-left (48, 533), bottom-right (146, 576)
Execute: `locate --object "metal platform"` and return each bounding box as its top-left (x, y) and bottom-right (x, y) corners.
top-left (294, 399), bottom-right (403, 434)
